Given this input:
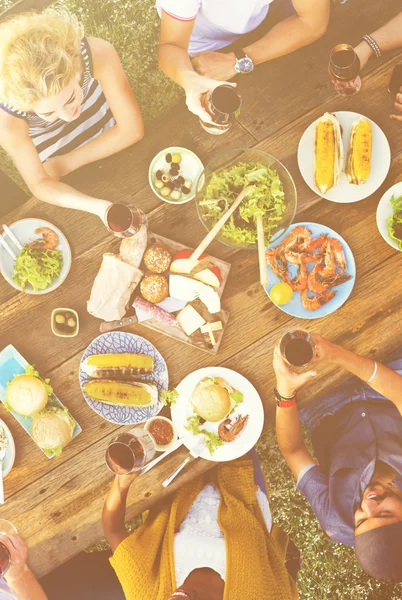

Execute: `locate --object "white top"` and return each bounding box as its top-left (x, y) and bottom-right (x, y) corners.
top-left (0, 579), bottom-right (17, 600)
top-left (174, 483), bottom-right (272, 588)
top-left (156, 0), bottom-right (274, 54)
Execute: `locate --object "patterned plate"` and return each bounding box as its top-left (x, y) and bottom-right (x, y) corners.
top-left (79, 332), bottom-right (168, 424)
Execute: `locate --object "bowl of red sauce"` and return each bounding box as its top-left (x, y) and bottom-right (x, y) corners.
top-left (145, 416), bottom-right (177, 451)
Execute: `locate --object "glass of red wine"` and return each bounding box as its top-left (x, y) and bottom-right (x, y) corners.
top-left (104, 203), bottom-right (148, 239)
top-left (279, 330), bottom-right (316, 371)
top-left (329, 44), bottom-right (361, 96)
top-left (200, 84), bottom-right (242, 135)
top-left (105, 427), bottom-right (156, 475)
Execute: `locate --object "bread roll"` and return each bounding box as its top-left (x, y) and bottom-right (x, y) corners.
top-left (6, 374), bottom-right (48, 416)
top-left (191, 377), bottom-right (234, 422)
top-left (32, 408), bottom-right (74, 451)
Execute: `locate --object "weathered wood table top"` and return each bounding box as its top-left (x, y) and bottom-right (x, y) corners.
top-left (1, 0), bottom-right (402, 578)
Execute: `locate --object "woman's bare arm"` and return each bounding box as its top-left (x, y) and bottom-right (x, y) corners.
top-left (102, 474), bottom-right (140, 552)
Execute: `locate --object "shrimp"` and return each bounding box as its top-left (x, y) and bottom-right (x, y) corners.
top-left (288, 262), bottom-right (308, 292)
top-left (266, 248), bottom-right (289, 282)
top-left (326, 238), bottom-right (346, 273)
top-left (284, 250), bottom-right (320, 265)
top-left (218, 415), bottom-right (249, 442)
top-left (26, 227), bottom-right (59, 251)
top-left (301, 289), bottom-right (336, 311)
top-left (303, 233), bottom-right (328, 253)
top-left (277, 226), bottom-right (312, 252)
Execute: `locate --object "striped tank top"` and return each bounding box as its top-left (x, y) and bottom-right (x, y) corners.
top-left (0, 37), bottom-right (116, 162)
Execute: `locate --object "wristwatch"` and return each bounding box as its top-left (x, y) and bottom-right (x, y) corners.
top-left (274, 388), bottom-right (298, 408)
top-left (234, 50), bottom-right (254, 74)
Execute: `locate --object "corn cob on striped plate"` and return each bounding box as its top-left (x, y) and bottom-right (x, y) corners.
top-left (298, 111), bottom-right (390, 203)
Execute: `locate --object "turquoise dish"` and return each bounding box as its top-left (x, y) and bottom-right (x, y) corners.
top-left (0, 344), bottom-right (82, 458)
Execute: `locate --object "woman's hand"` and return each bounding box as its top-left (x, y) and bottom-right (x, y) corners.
top-left (191, 52), bottom-right (237, 81)
top-left (391, 88), bottom-right (402, 121)
top-left (2, 535), bottom-right (28, 584)
top-left (354, 41), bottom-right (373, 72)
top-left (43, 155), bottom-right (72, 180)
top-left (116, 472), bottom-right (140, 492)
top-left (183, 72), bottom-right (237, 122)
top-left (273, 345), bottom-right (316, 398)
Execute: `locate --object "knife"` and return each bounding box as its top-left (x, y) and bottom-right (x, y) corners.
top-left (162, 439), bottom-right (205, 488)
top-left (100, 315), bottom-right (138, 333)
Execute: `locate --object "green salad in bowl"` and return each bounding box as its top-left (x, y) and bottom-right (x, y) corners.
top-left (195, 149), bottom-right (297, 249)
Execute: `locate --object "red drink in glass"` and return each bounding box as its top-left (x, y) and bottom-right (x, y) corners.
top-left (106, 428), bottom-right (155, 475)
top-left (329, 44), bottom-right (361, 96)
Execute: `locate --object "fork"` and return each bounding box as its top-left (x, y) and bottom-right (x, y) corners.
top-left (162, 439), bottom-right (205, 488)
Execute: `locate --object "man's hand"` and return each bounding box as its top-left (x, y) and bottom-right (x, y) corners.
top-left (183, 73), bottom-right (237, 122)
top-left (391, 87), bottom-right (402, 121)
top-left (273, 344), bottom-right (316, 398)
top-left (2, 535), bottom-right (28, 584)
top-left (191, 52), bottom-right (237, 81)
top-left (311, 333), bottom-right (340, 363)
top-left (43, 155), bottom-right (72, 181)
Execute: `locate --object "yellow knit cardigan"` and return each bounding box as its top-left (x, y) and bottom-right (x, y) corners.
top-left (110, 458), bottom-right (298, 600)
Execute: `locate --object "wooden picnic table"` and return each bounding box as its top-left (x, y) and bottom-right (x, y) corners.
top-left (1, 0), bottom-right (402, 579)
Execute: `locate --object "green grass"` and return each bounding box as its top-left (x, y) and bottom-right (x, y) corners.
top-left (1, 1), bottom-right (402, 597)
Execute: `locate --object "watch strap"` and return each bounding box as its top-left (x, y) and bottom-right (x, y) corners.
top-left (274, 388), bottom-right (298, 408)
top-left (234, 49), bottom-right (247, 61)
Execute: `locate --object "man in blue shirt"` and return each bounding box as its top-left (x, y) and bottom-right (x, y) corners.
top-left (274, 334), bottom-right (402, 582)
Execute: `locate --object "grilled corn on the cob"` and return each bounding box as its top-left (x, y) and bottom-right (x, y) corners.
top-left (81, 353), bottom-right (154, 379)
top-left (346, 118), bottom-right (372, 185)
top-left (314, 113), bottom-right (343, 194)
top-left (83, 379), bottom-right (158, 407)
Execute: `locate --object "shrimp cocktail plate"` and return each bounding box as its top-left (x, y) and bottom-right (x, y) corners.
top-left (265, 222), bottom-right (356, 319)
top-left (171, 367), bottom-right (264, 462)
top-left (0, 218), bottom-right (71, 294)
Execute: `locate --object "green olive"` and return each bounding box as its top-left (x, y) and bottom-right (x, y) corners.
top-left (55, 314), bottom-right (65, 324)
top-left (67, 318), bottom-right (76, 328)
top-left (171, 154), bottom-right (182, 164)
top-left (160, 186), bottom-right (171, 197)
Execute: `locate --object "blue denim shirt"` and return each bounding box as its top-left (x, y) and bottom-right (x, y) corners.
top-left (297, 399), bottom-right (402, 547)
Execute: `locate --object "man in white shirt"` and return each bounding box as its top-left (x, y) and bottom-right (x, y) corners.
top-left (158, 0), bottom-right (330, 121)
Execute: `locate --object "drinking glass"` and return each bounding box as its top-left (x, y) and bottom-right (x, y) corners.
top-left (329, 44), bottom-right (361, 96)
top-left (105, 427), bottom-right (156, 475)
top-left (0, 521), bottom-right (17, 537)
top-left (103, 203), bottom-right (148, 239)
top-left (279, 330), bottom-right (316, 371)
top-left (200, 84), bottom-right (242, 135)
top-left (0, 543), bottom-right (10, 576)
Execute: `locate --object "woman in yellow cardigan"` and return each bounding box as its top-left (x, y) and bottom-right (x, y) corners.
top-left (102, 450), bottom-right (299, 600)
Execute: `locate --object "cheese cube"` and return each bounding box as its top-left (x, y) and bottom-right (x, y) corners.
top-left (200, 321), bottom-right (223, 333)
top-left (176, 305), bottom-right (206, 336)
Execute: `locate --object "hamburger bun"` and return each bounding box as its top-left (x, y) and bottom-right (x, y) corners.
top-left (191, 377), bottom-right (235, 422)
top-left (6, 375), bottom-right (48, 416)
top-left (32, 408), bottom-right (74, 451)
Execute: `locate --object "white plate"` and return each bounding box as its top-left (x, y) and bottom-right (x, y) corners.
top-left (298, 111), bottom-right (391, 203)
top-left (148, 146), bottom-right (204, 204)
top-left (376, 181), bottom-right (402, 251)
top-left (171, 367), bottom-right (264, 462)
top-left (0, 218), bottom-right (72, 294)
top-left (0, 420), bottom-right (15, 478)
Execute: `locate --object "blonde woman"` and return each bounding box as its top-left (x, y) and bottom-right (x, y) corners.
top-left (0, 9), bottom-right (143, 216)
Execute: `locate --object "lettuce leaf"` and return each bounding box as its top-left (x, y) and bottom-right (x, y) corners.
top-left (388, 194), bottom-right (402, 250)
top-left (184, 415), bottom-right (224, 455)
top-left (160, 389), bottom-right (179, 406)
top-left (12, 247), bottom-right (63, 291)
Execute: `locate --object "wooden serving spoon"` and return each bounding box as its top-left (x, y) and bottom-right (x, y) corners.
top-left (257, 214), bottom-right (268, 286)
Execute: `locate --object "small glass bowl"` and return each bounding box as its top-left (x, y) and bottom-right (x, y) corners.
top-left (51, 308), bottom-right (79, 338)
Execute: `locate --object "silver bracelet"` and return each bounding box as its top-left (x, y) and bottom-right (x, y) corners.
top-left (366, 360), bottom-right (378, 383)
top-left (362, 35), bottom-right (381, 59)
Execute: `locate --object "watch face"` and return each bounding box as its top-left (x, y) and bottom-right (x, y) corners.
top-left (236, 57), bottom-right (254, 73)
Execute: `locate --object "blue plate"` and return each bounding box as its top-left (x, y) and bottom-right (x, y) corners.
top-left (79, 332), bottom-right (168, 425)
top-left (264, 222), bottom-right (356, 319)
top-left (0, 344), bottom-right (82, 458)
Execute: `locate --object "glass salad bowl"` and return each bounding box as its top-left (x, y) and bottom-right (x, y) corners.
top-left (195, 148), bottom-right (297, 250)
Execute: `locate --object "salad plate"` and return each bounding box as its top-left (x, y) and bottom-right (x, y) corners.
top-left (195, 148), bottom-right (297, 249)
top-left (264, 222), bottom-right (356, 319)
top-left (298, 111), bottom-right (390, 203)
top-left (376, 182), bottom-right (402, 251)
top-left (0, 419), bottom-right (15, 478)
top-left (79, 332), bottom-right (168, 425)
top-left (0, 218), bottom-right (71, 294)
top-left (171, 367), bottom-right (264, 462)
top-left (0, 344), bottom-right (81, 459)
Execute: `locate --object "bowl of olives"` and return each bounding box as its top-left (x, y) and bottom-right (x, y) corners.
top-left (148, 146), bottom-right (204, 204)
top-left (51, 308), bottom-right (79, 338)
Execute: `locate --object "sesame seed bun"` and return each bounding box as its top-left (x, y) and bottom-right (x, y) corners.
top-left (6, 374), bottom-right (48, 416)
top-left (32, 408), bottom-right (74, 451)
top-left (191, 377), bottom-right (235, 422)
